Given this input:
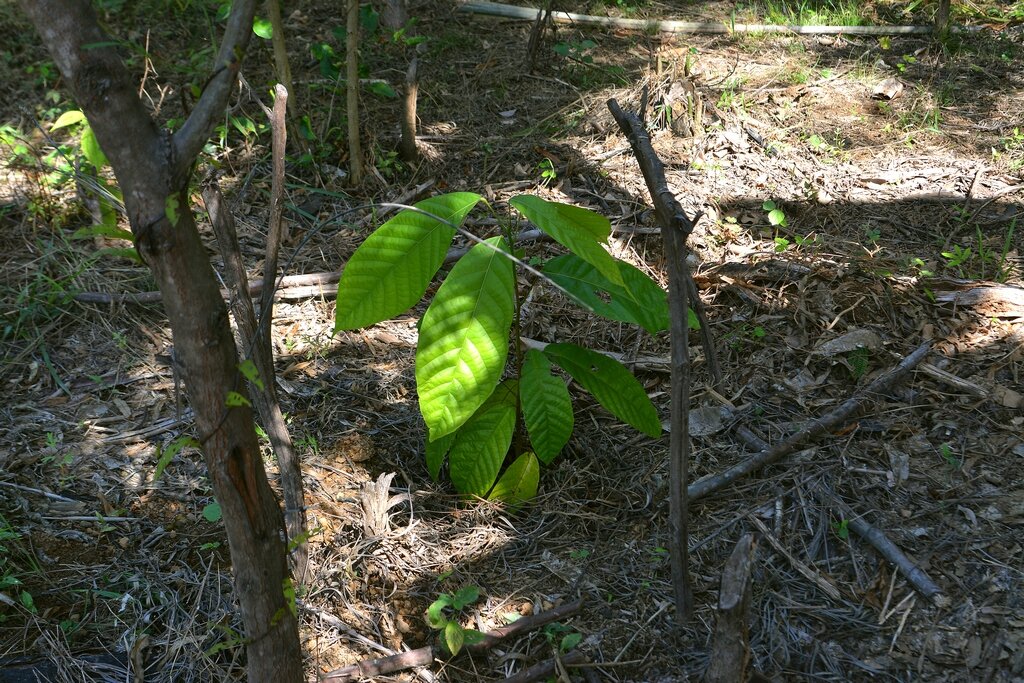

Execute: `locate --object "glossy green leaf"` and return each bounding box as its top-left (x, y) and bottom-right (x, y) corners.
top-left (543, 254), bottom-right (668, 334)
top-left (510, 195), bottom-right (623, 287)
top-left (335, 192), bottom-right (481, 331)
top-left (443, 621), bottom-right (465, 656)
top-left (544, 343), bottom-right (661, 438)
top-left (50, 110), bottom-right (86, 131)
top-left (425, 431), bottom-right (455, 482)
top-left (416, 237), bottom-right (515, 441)
top-left (446, 381), bottom-right (517, 495)
top-left (520, 350), bottom-right (572, 464)
top-left (72, 224), bottom-right (134, 242)
top-left (80, 125), bottom-right (108, 169)
top-left (488, 452), bottom-right (539, 504)
top-left (253, 17), bottom-right (272, 38)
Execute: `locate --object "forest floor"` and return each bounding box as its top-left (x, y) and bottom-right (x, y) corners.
top-left (1, 1), bottom-right (1023, 681)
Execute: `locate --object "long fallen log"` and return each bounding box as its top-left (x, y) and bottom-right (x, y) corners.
top-left (457, 0), bottom-right (939, 35)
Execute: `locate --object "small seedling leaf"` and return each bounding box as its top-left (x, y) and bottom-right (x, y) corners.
top-left (417, 237), bottom-right (515, 441)
top-left (544, 343), bottom-right (661, 438)
top-left (50, 110), bottom-right (86, 130)
top-left (224, 391), bottom-right (251, 407)
top-left (452, 585), bottom-right (479, 609)
top-left (202, 502), bottom-right (222, 523)
top-left (426, 596), bottom-right (451, 629)
top-left (768, 208), bottom-right (786, 226)
top-left (488, 451), bottom-right (540, 504)
top-left (446, 381), bottom-right (517, 496)
top-left (510, 195), bottom-right (623, 287)
top-left (252, 17), bottom-right (272, 38)
top-left (520, 350), bottom-right (573, 464)
top-left (462, 628), bottom-right (486, 645)
top-left (335, 192), bottom-right (480, 331)
top-left (443, 621), bottom-right (465, 656)
top-left (237, 359), bottom-right (265, 391)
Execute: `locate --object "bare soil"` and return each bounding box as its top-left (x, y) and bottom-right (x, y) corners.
top-left (1, 1), bottom-right (1022, 682)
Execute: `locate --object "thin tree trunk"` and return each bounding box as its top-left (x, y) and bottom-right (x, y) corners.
top-left (399, 58), bottom-right (419, 163)
top-left (18, 2), bottom-right (303, 679)
top-left (346, 0), bottom-right (363, 184)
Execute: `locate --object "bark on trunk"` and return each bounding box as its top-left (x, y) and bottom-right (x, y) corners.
top-left (18, 2), bottom-right (303, 680)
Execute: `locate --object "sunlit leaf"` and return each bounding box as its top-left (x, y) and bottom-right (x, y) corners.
top-left (50, 110), bottom-right (86, 131)
top-left (335, 193), bottom-right (481, 331)
top-left (488, 452), bottom-right (539, 504)
top-left (253, 17), bottom-right (272, 39)
top-left (543, 343), bottom-right (661, 438)
top-left (520, 350), bottom-right (572, 464)
top-left (416, 237), bottom-right (515, 441)
top-left (510, 195), bottom-right (623, 287)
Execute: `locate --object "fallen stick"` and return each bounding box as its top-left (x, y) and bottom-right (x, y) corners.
top-left (320, 599), bottom-right (584, 681)
top-left (813, 485), bottom-right (943, 600)
top-left (689, 340), bottom-right (932, 501)
top-left (608, 97), bottom-right (697, 622)
top-left (74, 227), bottom-right (544, 305)
top-left (500, 650), bottom-right (587, 683)
top-left (716, 363), bottom-right (944, 601)
top-left (704, 533), bottom-right (757, 683)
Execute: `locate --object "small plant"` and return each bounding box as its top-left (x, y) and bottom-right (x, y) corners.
top-left (831, 517), bottom-right (850, 540)
top-left (939, 442), bottom-right (960, 469)
top-left (895, 54), bottom-right (917, 74)
top-left (335, 194), bottom-right (670, 502)
top-left (763, 200), bottom-right (787, 228)
top-left (538, 158), bottom-right (557, 186)
top-left (426, 586), bottom-right (485, 656)
top-left (0, 515), bottom-right (36, 618)
top-left (847, 347), bottom-right (870, 380)
top-left (542, 622), bottom-right (582, 654)
top-left (553, 39), bottom-right (597, 67)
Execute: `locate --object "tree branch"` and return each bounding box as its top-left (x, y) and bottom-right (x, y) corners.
top-left (172, 0), bottom-right (257, 177)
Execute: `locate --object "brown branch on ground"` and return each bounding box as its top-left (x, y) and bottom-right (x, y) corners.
top-left (690, 340), bottom-right (933, 502)
top-left (607, 97), bottom-right (696, 623)
top-left (704, 533), bottom-right (757, 683)
top-left (204, 183), bottom-right (309, 584)
top-left (320, 599), bottom-right (584, 681)
top-left (725, 408), bottom-right (943, 601)
top-left (500, 650), bottom-right (588, 683)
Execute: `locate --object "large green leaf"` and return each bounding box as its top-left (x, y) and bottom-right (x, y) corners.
top-left (335, 192), bottom-right (481, 331)
top-left (509, 195), bottom-right (624, 287)
top-left (425, 431), bottom-right (455, 482)
top-left (520, 350), bottom-right (573, 464)
top-left (543, 343), bottom-right (662, 438)
top-left (416, 236), bottom-right (515, 440)
top-left (544, 254), bottom-right (669, 334)
top-left (489, 452), bottom-right (539, 504)
top-left (447, 381), bottom-right (517, 496)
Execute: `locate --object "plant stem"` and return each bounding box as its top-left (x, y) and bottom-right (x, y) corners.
top-left (505, 220), bottom-right (526, 459)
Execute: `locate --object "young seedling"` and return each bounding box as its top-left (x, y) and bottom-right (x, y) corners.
top-left (335, 194), bottom-right (672, 502)
top-left (426, 585), bottom-right (484, 656)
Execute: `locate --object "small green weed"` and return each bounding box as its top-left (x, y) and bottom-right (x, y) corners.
top-left (831, 517), bottom-right (850, 540)
top-left (939, 442), bottom-right (960, 470)
top-left (426, 586), bottom-right (485, 656)
top-left (542, 622), bottom-right (582, 654)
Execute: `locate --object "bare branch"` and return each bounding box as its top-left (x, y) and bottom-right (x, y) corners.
top-left (172, 0), bottom-right (257, 176)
